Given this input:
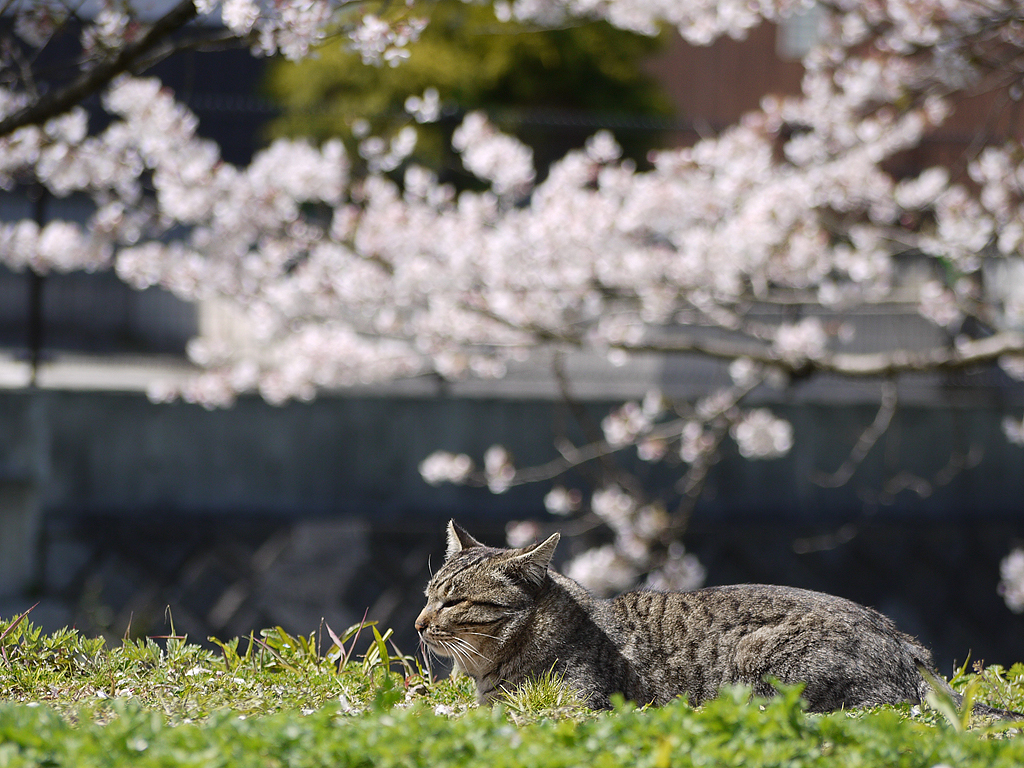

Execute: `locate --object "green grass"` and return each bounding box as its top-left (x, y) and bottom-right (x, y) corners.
top-left (1, 611), bottom-right (1023, 767)
top-left (0, 608), bottom-right (479, 722)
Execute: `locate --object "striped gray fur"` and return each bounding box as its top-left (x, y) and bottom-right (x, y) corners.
top-left (415, 521), bottom-right (1019, 717)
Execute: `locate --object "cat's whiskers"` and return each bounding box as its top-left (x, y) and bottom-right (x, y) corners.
top-left (448, 634), bottom-right (492, 663)
top-left (417, 637), bottom-right (437, 682)
top-left (436, 637), bottom-right (475, 671)
top-left (432, 632), bottom-right (493, 675)
top-left (461, 630), bottom-right (501, 641)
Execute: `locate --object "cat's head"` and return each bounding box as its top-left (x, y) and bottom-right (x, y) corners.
top-left (415, 520), bottom-right (559, 676)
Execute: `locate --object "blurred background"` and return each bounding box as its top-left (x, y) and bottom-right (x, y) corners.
top-left (1, 3), bottom-right (1022, 676)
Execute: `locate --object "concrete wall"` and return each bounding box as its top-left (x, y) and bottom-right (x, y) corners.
top-left (0, 388), bottom-right (1016, 523)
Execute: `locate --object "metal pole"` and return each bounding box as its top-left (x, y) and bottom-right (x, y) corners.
top-left (27, 185), bottom-right (46, 387)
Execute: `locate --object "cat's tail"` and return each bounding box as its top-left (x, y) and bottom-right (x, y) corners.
top-left (915, 662), bottom-right (1024, 722)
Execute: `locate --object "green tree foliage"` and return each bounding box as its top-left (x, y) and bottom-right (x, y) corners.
top-left (263, 1), bottom-right (675, 176)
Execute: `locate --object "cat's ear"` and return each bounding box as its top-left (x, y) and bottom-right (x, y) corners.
top-left (446, 519), bottom-right (485, 558)
top-left (510, 532), bottom-right (560, 588)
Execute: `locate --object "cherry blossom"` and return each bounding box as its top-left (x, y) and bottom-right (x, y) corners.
top-left (644, 542), bottom-right (706, 593)
top-left (418, 451), bottom-right (474, 486)
top-left (543, 486), bottom-right (582, 516)
top-left (13, 2), bottom-right (65, 48)
top-left (505, 519), bottom-right (542, 549)
top-left (405, 88), bottom-right (442, 124)
top-left (1001, 416), bottom-right (1024, 447)
top-left (591, 485), bottom-right (637, 533)
top-left (565, 545), bottom-right (637, 597)
top-left (601, 401), bottom-right (652, 447)
top-left (483, 445), bottom-right (516, 493)
top-left (730, 409), bottom-right (795, 460)
top-left (451, 112), bottom-right (535, 196)
top-left (1000, 548), bottom-right (1024, 613)
top-left (221, 0), bottom-right (260, 34)
top-left (348, 13), bottom-right (429, 67)
top-left (81, 4), bottom-right (133, 54)
top-left (999, 356), bottom-right (1024, 383)
top-left (679, 421), bottom-right (714, 465)
top-left (773, 318), bottom-right (829, 364)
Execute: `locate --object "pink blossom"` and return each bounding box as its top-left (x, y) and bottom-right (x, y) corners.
top-left (999, 548), bottom-right (1024, 613)
top-left (645, 543), bottom-right (706, 593)
top-left (484, 445), bottom-right (515, 493)
top-left (1002, 416), bottom-right (1024, 447)
top-left (505, 520), bottom-right (541, 548)
top-left (418, 451), bottom-right (474, 485)
top-left (452, 112), bottom-right (534, 196)
top-left (543, 486), bottom-right (582, 516)
top-left (731, 409), bottom-right (794, 459)
top-left (565, 545), bottom-right (636, 597)
top-left (773, 318), bottom-right (828, 362)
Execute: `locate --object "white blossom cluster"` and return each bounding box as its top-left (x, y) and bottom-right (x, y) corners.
top-left (599, 385), bottom-right (793, 465)
top-left (560, 488), bottom-right (706, 596)
top-left (1001, 416), bottom-right (1024, 447)
top-left (999, 548), bottom-right (1024, 613)
top-left (562, 486), bottom-right (700, 596)
top-left (730, 409), bottom-right (794, 460)
top-left (81, 4), bottom-right (133, 55)
top-left (12, 1), bottom-right (64, 48)
top-left (418, 451), bottom-right (474, 486)
top-left (359, 126), bottom-right (418, 173)
top-left (565, 545), bottom-right (639, 596)
top-left (492, 470), bottom-right (710, 597)
top-left (483, 445), bottom-right (516, 493)
top-left (644, 542), bottom-right (707, 593)
top-left (196, 0), bottom-right (333, 60)
top-left (601, 401), bottom-right (653, 447)
top-left (417, 443), bottom-right (516, 492)
top-left (543, 486), bottom-right (582, 516)
top-left (405, 88), bottom-right (442, 124)
top-left (0, 219), bottom-right (109, 274)
top-left (4, 2), bottom-right (1024, 407)
top-left (679, 421), bottom-right (714, 464)
top-left (773, 318), bottom-right (828, 363)
top-left (505, 519), bottom-right (542, 549)
top-left (451, 112), bottom-right (535, 197)
top-left (348, 14), bottom-right (429, 67)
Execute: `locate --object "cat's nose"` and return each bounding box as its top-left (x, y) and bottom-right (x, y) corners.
top-left (414, 608), bottom-right (431, 633)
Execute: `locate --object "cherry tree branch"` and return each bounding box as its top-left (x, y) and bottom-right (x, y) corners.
top-left (456, 378), bottom-right (763, 489)
top-left (619, 330), bottom-right (1024, 377)
top-left (0, 0), bottom-right (199, 139)
top-left (875, 443), bottom-right (984, 505)
top-left (549, 352), bottom-right (621, 488)
top-left (812, 381), bottom-right (898, 489)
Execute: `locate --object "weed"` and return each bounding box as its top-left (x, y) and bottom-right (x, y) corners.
top-left (498, 667), bottom-right (591, 725)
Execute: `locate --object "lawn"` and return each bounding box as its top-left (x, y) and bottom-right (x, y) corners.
top-left (1, 610), bottom-right (1022, 767)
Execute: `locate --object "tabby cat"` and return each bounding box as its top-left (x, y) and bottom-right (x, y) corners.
top-left (416, 521), bottom-right (1018, 716)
